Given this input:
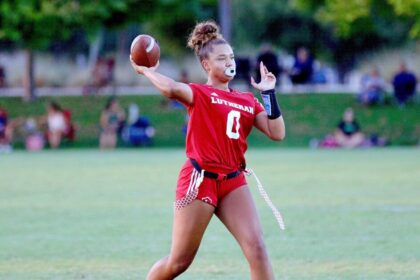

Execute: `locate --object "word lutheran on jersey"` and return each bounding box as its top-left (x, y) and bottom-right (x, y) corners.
top-left (185, 83), bottom-right (265, 173)
top-left (210, 92), bottom-right (255, 114)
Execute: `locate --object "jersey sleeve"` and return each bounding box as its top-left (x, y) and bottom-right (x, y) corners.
top-left (179, 83), bottom-right (200, 109)
top-left (254, 96), bottom-right (265, 115)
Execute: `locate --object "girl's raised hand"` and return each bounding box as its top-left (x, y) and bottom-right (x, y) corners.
top-left (250, 61), bottom-right (276, 91)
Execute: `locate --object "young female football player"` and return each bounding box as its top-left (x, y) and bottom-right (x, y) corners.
top-left (131, 21), bottom-right (285, 280)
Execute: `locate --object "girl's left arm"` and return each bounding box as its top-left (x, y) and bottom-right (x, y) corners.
top-left (254, 112), bottom-right (285, 141)
top-left (251, 61), bottom-right (286, 141)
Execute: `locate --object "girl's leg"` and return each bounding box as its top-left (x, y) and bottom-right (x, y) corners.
top-left (49, 131), bottom-right (60, 148)
top-left (216, 185), bottom-right (275, 280)
top-left (146, 200), bottom-right (215, 280)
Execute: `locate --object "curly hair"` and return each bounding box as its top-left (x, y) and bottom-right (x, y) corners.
top-left (187, 21), bottom-right (228, 61)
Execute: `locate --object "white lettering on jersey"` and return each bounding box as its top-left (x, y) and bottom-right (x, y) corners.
top-left (211, 96), bottom-right (254, 114)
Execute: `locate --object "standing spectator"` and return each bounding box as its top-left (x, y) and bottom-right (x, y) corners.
top-left (99, 97), bottom-right (125, 149)
top-left (392, 62), bottom-right (417, 106)
top-left (359, 67), bottom-right (386, 106)
top-left (289, 47), bottom-right (313, 85)
top-left (255, 43), bottom-right (281, 87)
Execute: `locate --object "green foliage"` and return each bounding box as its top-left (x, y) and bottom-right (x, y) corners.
top-left (316, 0), bottom-right (371, 37)
top-left (144, 0), bottom-right (217, 57)
top-left (388, 0), bottom-right (420, 38)
top-left (293, 0), bottom-right (419, 39)
top-left (0, 0), bottom-right (77, 49)
top-left (0, 0), bottom-right (158, 49)
top-left (231, 0), bottom-right (335, 60)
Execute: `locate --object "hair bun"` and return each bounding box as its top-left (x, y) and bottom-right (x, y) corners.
top-left (187, 21), bottom-right (222, 54)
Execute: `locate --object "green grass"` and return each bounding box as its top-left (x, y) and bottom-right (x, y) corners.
top-left (1, 94), bottom-right (419, 147)
top-left (1, 148), bottom-right (419, 279)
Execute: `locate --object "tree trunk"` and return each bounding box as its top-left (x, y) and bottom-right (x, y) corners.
top-left (88, 29), bottom-right (104, 71)
top-left (23, 49), bottom-right (35, 102)
top-left (117, 29), bottom-right (127, 58)
top-left (219, 0), bottom-right (232, 42)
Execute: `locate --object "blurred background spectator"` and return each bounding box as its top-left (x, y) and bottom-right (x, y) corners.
top-left (233, 56), bottom-right (252, 89)
top-left (316, 106), bottom-right (389, 149)
top-left (99, 97), bottom-right (125, 149)
top-left (0, 64), bottom-right (6, 88)
top-left (121, 103), bottom-right (155, 147)
top-left (45, 102), bottom-right (68, 149)
top-left (289, 47), bottom-right (313, 85)
top-left (333, 107), bottom-right (365, 148)
top-left (255, 44), bottom-right (282, 87)
top-left (83, 55), bottom-right (115, 96)
top-left (392, 62), bottom-right (417, 107)
top-left (24, 117), bottom-right (44, 152)
top-left (359, 67), bottom-right (386, 106)
top-left (0, 107), bottom-right (12, 152)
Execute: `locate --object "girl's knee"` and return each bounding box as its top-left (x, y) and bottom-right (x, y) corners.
top-left (243, 237), bottom-right (269, 264)
top-left (167, 256), bottom-right (194, 276)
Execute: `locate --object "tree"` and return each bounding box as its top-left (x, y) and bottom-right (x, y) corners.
top-left (0, 0), bottom-right (157, 101)
top-left (292, 0), bottom-right (419, 39)
top-left (0, 0), bottom-right (78, 100)
top-left (290, 0), bottom-right (418, 80)
top-left (143, 0), bottom-right (217, 57)
top-left (230, 0), bottom-right (417, 81)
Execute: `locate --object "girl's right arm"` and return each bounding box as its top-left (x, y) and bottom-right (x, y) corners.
top-left (131, 59), bottom-right (193, 105)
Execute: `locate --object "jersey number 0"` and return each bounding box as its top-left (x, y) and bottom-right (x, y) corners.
top-left (226, 110), bottom-right (241, 139)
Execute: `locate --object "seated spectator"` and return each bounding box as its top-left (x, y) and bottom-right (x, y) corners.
top-left (334, 108), bottom-right (365, 148)
top-left (234, 56), bottom-right (252, 89)
top-left (99, 97), bottom-right (125, 149)
top-left (359, 67), bottom-right (386, 106)
top-left (122, 103), bottom-right (155, 146)
top-left (392, 62), bottom-right (417, 106)
top-left (312, 61), bottom-right (328, 84)
top-left (62, 109), bottom-right (76, 142)
top-left (0, 64), bottom-right (6, 88)
top-left (83, 56), bottom-right (115, 95)
top-left (0, 107), bottom-right (12, 152)
top-left (46, 102), bottom-right (68, 149)
top-left (289, 47), bottom-right (313, 85)
top-left (255, 44), bottom-right (281, 86)
top-left (24, 117), bottom-right (45, 151)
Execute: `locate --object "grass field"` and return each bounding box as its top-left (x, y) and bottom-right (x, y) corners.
top-left (1, 148), bottom-right (420, 279)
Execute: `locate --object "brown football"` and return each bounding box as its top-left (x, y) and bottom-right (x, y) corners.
top-left (130, 34), bottom-right (160, 67)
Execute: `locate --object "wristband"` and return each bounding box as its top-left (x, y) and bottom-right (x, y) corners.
top-left (261, 89), bottom-right (282, 119)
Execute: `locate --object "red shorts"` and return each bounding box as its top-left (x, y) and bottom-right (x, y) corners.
top-left (175, 160), bottom-right (247, 208)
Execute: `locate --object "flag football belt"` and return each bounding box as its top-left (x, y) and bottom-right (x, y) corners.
top-left (190, 159), bottom-right (243, 181)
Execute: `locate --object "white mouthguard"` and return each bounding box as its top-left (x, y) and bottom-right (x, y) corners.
top-left (224, 67), bottom-right (236, 77)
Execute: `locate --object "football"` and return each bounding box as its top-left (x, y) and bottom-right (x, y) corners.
top-left (130, 34), bottom-right (160, 67)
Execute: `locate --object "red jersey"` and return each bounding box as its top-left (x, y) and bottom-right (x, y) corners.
top-left (185, 83), bottom-right (265, 173)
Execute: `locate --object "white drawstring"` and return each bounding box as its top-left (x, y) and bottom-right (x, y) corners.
top-left (174, 169), bottom-right (205, 210)
top-left (245, 168), bottom-right (285, 231)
